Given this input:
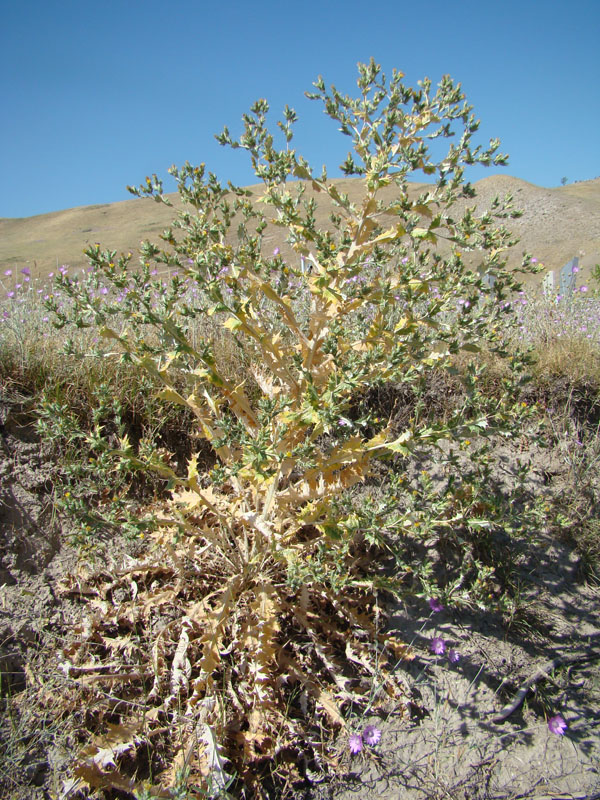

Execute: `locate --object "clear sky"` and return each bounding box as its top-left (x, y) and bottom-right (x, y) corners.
top-left (2, 0), bottom-right (599, 219)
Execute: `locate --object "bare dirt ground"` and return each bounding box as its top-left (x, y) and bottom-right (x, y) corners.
top-left (1, 401), bottom-right (599, 800)
top-left (312, 543), bottom-right (600, 800)
top-left (0, 406), bottom-right (147, 799)
top-left (307, 434), bottom-right (600, 800)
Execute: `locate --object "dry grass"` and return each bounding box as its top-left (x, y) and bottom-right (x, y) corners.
top-left (532, 337), bottom-right (600, 385)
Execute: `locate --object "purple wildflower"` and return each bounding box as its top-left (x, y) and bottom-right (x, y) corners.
top-left (548, 715), bottom-right (567, 735)
top-left (348, 733), bottom-right (363, 754)
top-left (448, 649), bottom-right (460, 664)
top-left (580, 285), bottom-right (588, 293)
top-left (429, 597), bottom-right (444, 613)
top-left (430, 637), bottom-right (446, 655)
top-left (362, 725), bottom-right (381, 746)
top-left (572, 265), bottom-right (579, 273)
top-left (7, 291), bottom-right (15, 299)
top-left (531, 258), bottom-right (538, 264)
top-left (21, 267), bottom-right (31, 276)
top-left (273, 247), bottom-right (280, 256)
top-left (4, 269), bottom-right (12, 276)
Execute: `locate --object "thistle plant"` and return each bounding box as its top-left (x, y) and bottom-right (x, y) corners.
top-left (50, 60), bottom-right (536, 796)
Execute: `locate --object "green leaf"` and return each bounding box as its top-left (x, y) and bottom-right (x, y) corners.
top-left (467, 519), bottom-right (492, 530)
top-left (385, 430), bottom-right (413, 454)
top-left (317, 522), bottom-right (343, 540)
top-left (410, 227), bottom-right (437, 243)
top-left (294, 163), bottom-right (312, 180)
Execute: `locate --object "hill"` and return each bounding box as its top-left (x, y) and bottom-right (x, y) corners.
top-left (1, 175), bottom-right (599, 285)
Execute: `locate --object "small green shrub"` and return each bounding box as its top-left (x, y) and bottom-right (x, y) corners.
top-left (49, 60), bottom-right (538, 796)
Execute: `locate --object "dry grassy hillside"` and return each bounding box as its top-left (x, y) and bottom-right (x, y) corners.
top-left (461, 175), bottom-right (600, 277)
top-left (1, 175), bottom-right (599, 285)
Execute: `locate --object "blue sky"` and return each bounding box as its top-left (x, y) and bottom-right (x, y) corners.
top-left (2, 0), bottom-right (599, 218)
